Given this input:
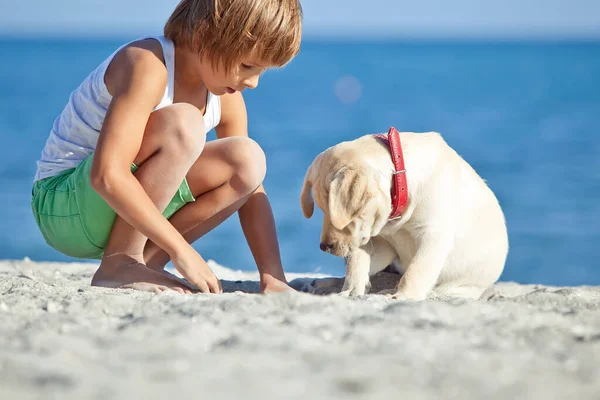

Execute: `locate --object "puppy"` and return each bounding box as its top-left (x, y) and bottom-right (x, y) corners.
top-left (300, 130), bottom-right (509, 300)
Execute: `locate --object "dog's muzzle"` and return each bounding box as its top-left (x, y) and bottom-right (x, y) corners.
top-left (320, 242), bottom-right (334, 253)
top-left (320, 242), bottom-right (350, 257)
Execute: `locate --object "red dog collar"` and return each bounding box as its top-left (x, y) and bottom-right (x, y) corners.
top-left (373, 127), bottom-right (408, 219)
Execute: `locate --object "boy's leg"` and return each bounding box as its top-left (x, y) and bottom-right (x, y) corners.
top-left (143, 136), bottom-right (266, 271)
top-left (91, 103), bottom-right (206, 293)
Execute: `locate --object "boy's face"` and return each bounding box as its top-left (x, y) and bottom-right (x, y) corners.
top-left (199, 55), bottom-right (271, 96)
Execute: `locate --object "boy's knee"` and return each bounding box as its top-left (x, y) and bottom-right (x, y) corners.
top-left (155, 103), bottom-right (206, 160)
top-left (228, 137), bottom-right (267, 193)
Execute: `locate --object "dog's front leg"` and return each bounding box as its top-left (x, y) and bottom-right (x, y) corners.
top-left (339, 247), bottom-right (371, 297)
top-left (340, 239), bottom-right (396, 297)
top-left (390, 234), bottom-right (452, 301)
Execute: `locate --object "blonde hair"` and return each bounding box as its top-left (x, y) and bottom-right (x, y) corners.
top-left (164, 0), bottom-right (303, 71)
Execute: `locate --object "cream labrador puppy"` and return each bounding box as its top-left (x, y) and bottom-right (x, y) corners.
top-left (300, 130), bottom-right (509, 300)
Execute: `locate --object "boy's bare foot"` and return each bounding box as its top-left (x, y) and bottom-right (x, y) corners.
top-left (92, 255), bottom-right (195, 294)
top-left (119, 282), bottom-right (173, 294)
top-left (260, 275), bottom-right (296, 294)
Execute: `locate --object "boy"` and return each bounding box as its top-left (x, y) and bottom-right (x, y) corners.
top-left (31, 0), bottom-right (303, 294)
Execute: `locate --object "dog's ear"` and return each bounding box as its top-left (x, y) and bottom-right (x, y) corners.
top-left (328, 167), bottom-right (372, 230)
top-left (300, 164), bottom-right (315, 219)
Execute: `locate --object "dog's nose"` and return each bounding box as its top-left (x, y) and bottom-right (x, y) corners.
top-left (320, 242), bottom-right (333, 252)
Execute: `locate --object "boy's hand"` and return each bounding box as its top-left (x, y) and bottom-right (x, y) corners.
top-left (171, 246), bottom-right (222, 294)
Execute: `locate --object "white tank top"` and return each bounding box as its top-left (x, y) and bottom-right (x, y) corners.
top-left (34, 35), bottom-right (222, 182)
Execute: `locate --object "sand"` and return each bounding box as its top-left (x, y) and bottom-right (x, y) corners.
top-left (1, 258), bottom-right (599, 400)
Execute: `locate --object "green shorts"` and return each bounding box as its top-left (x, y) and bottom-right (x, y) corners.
top-left (31, 153), bottom-right (195, 260)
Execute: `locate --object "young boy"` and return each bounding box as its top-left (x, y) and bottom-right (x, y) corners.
top-left (30, 0), bottom-right (303, 294)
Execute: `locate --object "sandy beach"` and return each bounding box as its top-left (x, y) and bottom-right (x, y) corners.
top-left (1, 258), bottom-right (599, 400)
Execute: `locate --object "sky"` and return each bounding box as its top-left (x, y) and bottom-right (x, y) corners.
top-left (1, 0), bottom-right (599, 39)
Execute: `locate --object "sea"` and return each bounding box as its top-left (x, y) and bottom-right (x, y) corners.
top-left (1, 37), bottom-right (599, 286)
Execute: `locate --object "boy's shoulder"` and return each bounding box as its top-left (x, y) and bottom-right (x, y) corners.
top-left (112, 38), bottom-right (167, 74)
top-left (123, 38), bottom-right (166, 64)
top-left (104, 38), bottom-right (168, 97)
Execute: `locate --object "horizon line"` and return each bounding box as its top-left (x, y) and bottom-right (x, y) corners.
top-left (1, 31), bottom-right (600, 43)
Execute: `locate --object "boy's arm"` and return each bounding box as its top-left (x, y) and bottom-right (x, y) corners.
top-left (91, 44), bottom-right (221, 293)
top-left (215, 92), bottom-right (292, 292)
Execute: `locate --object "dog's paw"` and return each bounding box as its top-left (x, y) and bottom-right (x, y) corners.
top-left (383, 290), bottom-right (425, 302)
top-left (337, 286), bottom-right (367, 298)
top-left (384, 291), bottom-right (408, 301)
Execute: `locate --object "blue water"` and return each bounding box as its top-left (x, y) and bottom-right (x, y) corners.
top-left (1, 38), bottom-right (599, 286)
